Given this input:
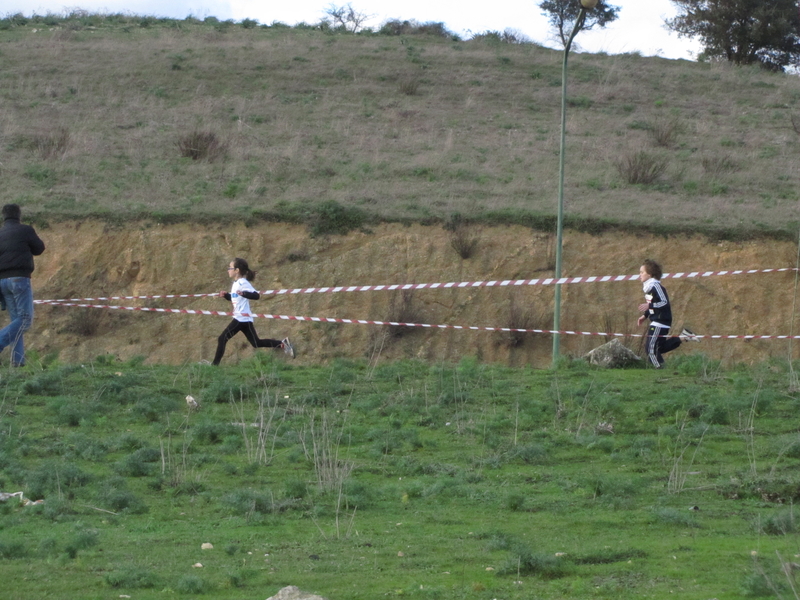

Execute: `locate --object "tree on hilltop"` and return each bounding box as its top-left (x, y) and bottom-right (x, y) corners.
top-left (667, 0), bottom-right (800, 71)
top-left (324, 3), bottom-right (370, 33)
top-left (539, 0), bottom-right (620, 48)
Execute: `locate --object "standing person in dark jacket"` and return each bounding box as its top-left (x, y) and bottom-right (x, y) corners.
top-left (0, 204), bottom-right (45, 367)
top-left (637, 259), bottom-right (699, 369)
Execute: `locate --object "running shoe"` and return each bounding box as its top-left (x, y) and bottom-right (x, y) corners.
top-left (282, 337), bottom-right (295, 358)
top-left (680, 328), bottom-right (700, 342)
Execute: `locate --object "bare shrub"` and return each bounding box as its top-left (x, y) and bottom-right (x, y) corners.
top-left (231, 387), bottom-right (288, 466)
top-left (496, 295), bottom-right (538, 348)
top-left (299, 409), bottom-right (354, 492)
top-left (34, 126), bottom-right (70, 160)
top-left (649, 116), bottom-right (681, 147)
top-left (387, 290), bottom-right (422, 338)
top-left (278, 248), bottom-right (310, 264)
top-left (701, 154), bottom-right (737, 176)
top-left (449, 223), bottom-right (481, 259)
top-left (615, 150), bottom-right (669, 185)
top-left (176, 131), bottom-right (227, 161)
top-left (397, 75), bottom-right (420, 96)
top-left (601, 312), bottom-right (634, 346)
top-left (324, 3), bottom-right (369, 33)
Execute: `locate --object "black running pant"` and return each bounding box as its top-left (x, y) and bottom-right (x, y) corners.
top-left (645, 324), bottom-right (682, 368)
top-left (213, 319), bottom-right (281, 365)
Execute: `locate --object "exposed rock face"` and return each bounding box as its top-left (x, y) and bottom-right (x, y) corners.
top-left (266, 586), bottom-right (328, 600)
top-left (584, 338), bottom-right (641, 368)
top-left (31, 222), bottom-right (797, 366)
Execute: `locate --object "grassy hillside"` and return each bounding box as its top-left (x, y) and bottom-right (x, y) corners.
top-left (2, 354), bottom-right (800, 599)
top-left (1, 13), bottom-right (800, 237)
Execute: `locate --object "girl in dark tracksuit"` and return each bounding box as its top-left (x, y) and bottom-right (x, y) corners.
top-left (212, 257), bottom-right (295, 365)
top-left (637, 259), bottom-right (698, 368)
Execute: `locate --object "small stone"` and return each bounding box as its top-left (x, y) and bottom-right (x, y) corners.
top-left (201, 542), bottom-right (213, 550)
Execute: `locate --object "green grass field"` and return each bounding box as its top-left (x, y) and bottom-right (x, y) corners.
top-left (3, 352), bottom-right (800, 599)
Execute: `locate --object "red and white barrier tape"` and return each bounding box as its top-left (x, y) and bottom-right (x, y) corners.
top-left (37, 300), bottom-right (800, 340)
top-left (34, 267), bottom-right (797, 304)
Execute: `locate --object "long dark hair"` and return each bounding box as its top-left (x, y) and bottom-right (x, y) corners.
top-left (642, 259), bottom-right (662, 280)
top-left (232, 257), bottom-right (257, 282)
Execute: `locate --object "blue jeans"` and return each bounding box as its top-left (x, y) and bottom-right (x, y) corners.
top-left (0, 277), bottom-right (34, 366)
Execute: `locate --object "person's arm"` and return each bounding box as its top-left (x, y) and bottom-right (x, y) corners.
top-left (27, 227), bottom-right (45, 256)
top-left (239, 291), bottom-right (260, 300)
top-left (218, 291), bottom-right (231, 300)
top-left (648, 284), bottom-right (668, 309)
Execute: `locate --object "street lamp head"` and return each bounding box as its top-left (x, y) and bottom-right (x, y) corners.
top-left (580, 0), bottom-right (599, 8)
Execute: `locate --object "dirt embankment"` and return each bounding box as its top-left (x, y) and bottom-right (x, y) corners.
top-left (27, 221), bottom-right (800, 367)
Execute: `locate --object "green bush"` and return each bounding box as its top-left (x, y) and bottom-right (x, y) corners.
top-left (114, 448), bottom-right (160, 477)
top-left (505, 493), bottom-right (526, 511)
top-left (105, 567), bottom-right (161, 589)
top-left (762, 508), bottom-right (799, 535)
top-left (307, 200), bottom-right (367, 237)
top-left (96, 477), bottom-right (148, 514)
top-left (25, 462), bottom-right (92, 499)
top-left (0, 540), bottom-right (27, 559)
top-left (500, 546), bottom-right (574, 578)
top-left (175, 575), bottom-right (207, 594)
top-left (652, 507), bottom-right (700, 528)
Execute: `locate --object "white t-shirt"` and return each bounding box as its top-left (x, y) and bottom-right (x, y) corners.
top-left (230, 277), bottom-right (256, 322)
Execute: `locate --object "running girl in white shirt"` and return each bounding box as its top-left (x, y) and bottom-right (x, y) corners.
top-left (212, 257), bottom-right (294, 365)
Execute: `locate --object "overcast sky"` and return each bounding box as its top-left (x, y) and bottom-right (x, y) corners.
top-left (6, 0), bottom-right (701, 60)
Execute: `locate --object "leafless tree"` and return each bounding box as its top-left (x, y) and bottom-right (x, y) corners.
top-left (324, 3), bottom-right (370, 33)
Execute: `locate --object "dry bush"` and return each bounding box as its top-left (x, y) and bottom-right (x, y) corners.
top-left (701, 154), bottom-right (737, 176)
top-left (176, 131), bottom-right (227, 161)
top-left (278, 248), bottom-right (310, 264)
top-left (387, 290), bottom-right (422, 339)
top-left (59, 309), bottom-right (104, 337)
top-left (397, 76), bottom-right (420, 96)
top-left (449, 223), bottom-right (481, 259)
top-left (379, 19), bottom-right (453, 37)
top-left (615, 150), bottom-right (669, 185)
top-left (601, 311), bottom-right (634, 346)
top-left (496, 295), bottom-right (539, 348)
top-left (34, 126), bottom-right (70, 160)
top-left (649, 116), bottom-right (681, 148)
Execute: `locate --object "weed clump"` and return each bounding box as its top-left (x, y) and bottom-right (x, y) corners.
top-left (499, 547), bottom-right (574, 579)
top-left (0, 540), bottom-right (27, 559)
top-left (25, 461), bottom-right (92, 499)
top-left (95, 477), bottom-right (148, 514)
top-left (176, 130), bottom-right (227, 161)
top-left (105, 567), bottom-right (161, 589)
top-left (175, 575), bottom-right (208, 594)
top-left (615, 149), bottom-right (669, 185)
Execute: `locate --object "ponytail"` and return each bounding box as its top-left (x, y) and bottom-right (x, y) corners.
top-left (232, 257), bottom-right (257, 282)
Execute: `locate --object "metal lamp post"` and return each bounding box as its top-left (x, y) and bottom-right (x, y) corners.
top-left (552, 0), bottom-right (597, 365)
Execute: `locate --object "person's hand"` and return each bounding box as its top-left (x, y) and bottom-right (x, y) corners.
top-left (637, 315), bottom-right (646, 326)
top-left (218, 290), bottom-right (226, 298)
top-left (637, 302), bottom-right (649, 312)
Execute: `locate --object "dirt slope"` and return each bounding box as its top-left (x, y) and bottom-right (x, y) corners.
top-left (27, 221), bottom-right (799, 367)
